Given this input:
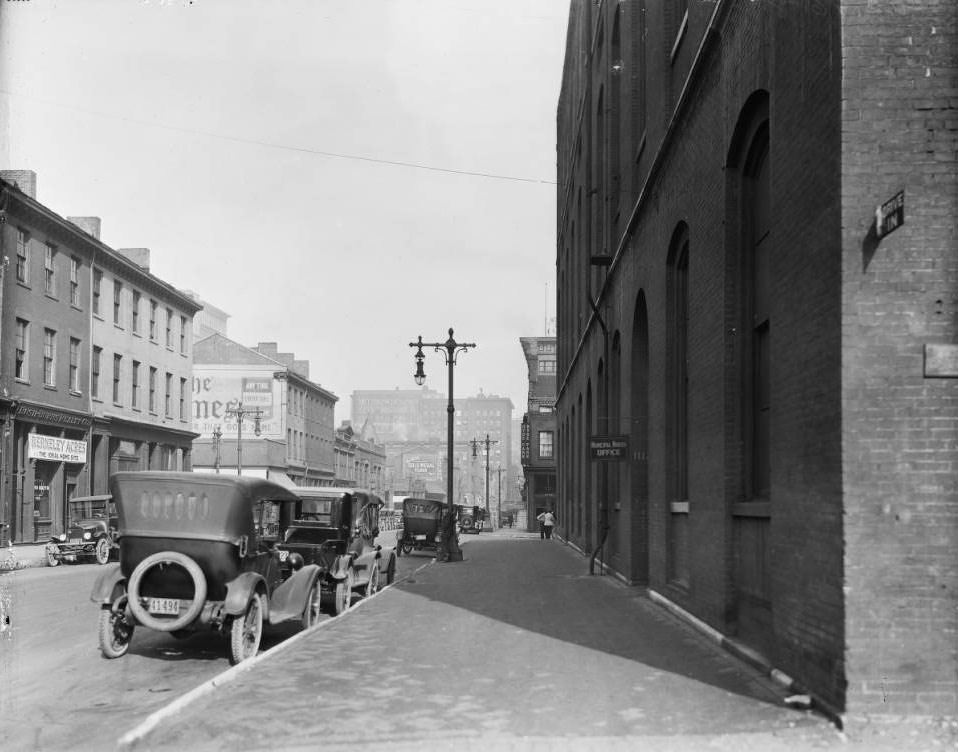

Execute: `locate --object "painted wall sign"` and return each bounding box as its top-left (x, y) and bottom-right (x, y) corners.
top-left (28, 434), bottom-right (88, 463)
top-left (924, 344), bottom-right (958, 378)
top-left (875, 190), bottom-right (905, 238)
top-left (192, 368), bottom-right (283, 439)
top-left (589, 435), bottom-right (630, 461)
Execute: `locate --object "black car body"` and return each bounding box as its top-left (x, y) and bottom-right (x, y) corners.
top-left (46, 495), bottom-right (117, 566)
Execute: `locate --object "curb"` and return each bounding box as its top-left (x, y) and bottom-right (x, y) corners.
top-left (116, 557), bottom-right (437, 749)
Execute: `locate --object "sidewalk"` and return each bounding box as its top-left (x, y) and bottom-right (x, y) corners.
top-left (0, 542), bottom-right (50, 571)
top-left (113, 531), bottom-right (954, 752)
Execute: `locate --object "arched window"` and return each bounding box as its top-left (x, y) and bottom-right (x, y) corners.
top-left (667, 223), bottom-right (690, 505)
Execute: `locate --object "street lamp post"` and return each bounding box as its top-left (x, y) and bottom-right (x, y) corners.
top-left (471, 434), bottom-right (499, 527)
top-left (211, 425), bottom-right (223, 473)
top-left (224, 401), bottom-right (263, 476)
top-left (410, 328), bottom-right (476, 562)
top-left (496, 465), bottom-right (503, 526)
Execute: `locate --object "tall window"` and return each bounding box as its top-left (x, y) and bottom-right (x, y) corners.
top-left (131, 360), bottom-right (141, 408)
top-left (44, 244), bottom-right (57, 296)
top-left (43, 329), bottom-right (56, 386)
top-left (69, 338), bottom-right (81, 393)
top-left (92, 346), bottom-right (102, 399)
top-left (745, 125), bottom-right (771, 500)
top-left (150, 300), bottom-right (158, 340)
top-left (179, 377), bottom-right (187, 420)
top-left (15, 319), bottom-right (28, 381)
top-left (92, 269), bottom-right (102, 315)
top-left (113, 280), bottom-right (122, 325)
top-left (165, 308), bottom-right (174, 348)
top-left (131, 290), bottom-right (141, 333)
top-left (179, 315), bottom-right (187, 353)
top-left (16, 229), bottom-right (29, 284)
top-left (668, 229), bottom-right (690, 503)
top-left (149, 367), bottom-right (157, 412)
top-left (70, 257), bottom-right (81, 306)
top-left (538, 431), bottom-right (554, 459)
top-left (113, 354), bottom-right (122, 403)
top-left (164, 372), bottom-right (173, 416)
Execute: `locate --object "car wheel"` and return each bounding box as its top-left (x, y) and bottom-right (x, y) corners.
top-left (45, 543), bottom-right (60, 567)
top-left (366, 561), bottom-right (381, 596)
top-left (302, 579), bottom-right (322, 630)
top-left (94, 537), bottom-right (111, 565)
top-left (385, 555), bottom-right (396, 585)
top-left (400, 540), bottom-right (413, 556)
top-left (98, 599), bottom-right (133, 659)
top-left (333, 569), bottom-right (353, 615)
top-left (228, 594), bottom-right (264, 665)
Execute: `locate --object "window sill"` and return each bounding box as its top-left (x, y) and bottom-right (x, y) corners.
top-left (16, 281), bottom-right (31, 291)
top-left (45, 293), bottom-right (59, 302)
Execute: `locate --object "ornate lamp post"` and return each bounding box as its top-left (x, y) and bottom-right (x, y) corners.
top-left (224, 401), bottom-right (263, 476)
top-left (410, 328), bottom-right (475, 562)
top-left (211, 425), bottom-right (223, 473)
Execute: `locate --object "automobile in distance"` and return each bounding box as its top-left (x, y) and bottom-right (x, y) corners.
top-left (397, 497), bottom-right (448, 556)
top-left (279, 487), bottom-right (397, 615)
top-left (90, 472), bottom-right (327, 665)
top-left (46, 494), bottom-right (117, 566)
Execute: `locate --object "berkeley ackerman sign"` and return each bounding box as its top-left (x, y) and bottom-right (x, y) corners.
top-left (28, 433), bottom-right (88, 463)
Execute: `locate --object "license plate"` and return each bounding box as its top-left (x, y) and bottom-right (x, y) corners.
top-left (69, 538), bottom-right (82, 544)
top-left (148, 598), bottom-right (180, 615)
top-left (414, 534), bottom-right (426, 541)
top-left (278, 550), bottom-right (289, 562)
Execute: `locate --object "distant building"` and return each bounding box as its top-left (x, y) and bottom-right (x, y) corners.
top-left (333, 421), bottom-right (386, 497)
top-left (183, 290), bottom-right (229, 339)
top-left (191, 335), bottom-right (337, 486)
top-left (352, 388), bottom-right (515, 515)
top-left (0, 171), bottom-right (200, 544)
top-left (520, 337), bottom-right (556, 533)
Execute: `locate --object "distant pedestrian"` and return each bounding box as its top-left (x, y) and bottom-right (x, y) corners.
top-left (536, 510), bottom-right (556, 540)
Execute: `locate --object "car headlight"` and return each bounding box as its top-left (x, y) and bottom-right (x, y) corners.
top-left (58, 534), bottom-right (67, 542)
top-left (83, 531), bottom-right (92, 540)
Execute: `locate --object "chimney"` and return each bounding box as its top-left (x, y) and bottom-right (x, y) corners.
top-left (293, 360), bottom-right (310, 379)
top-left (0, 170), bottom-right (37, 199)
top-left (116, 248), bottom-right (151, 271)
top-left (256, 342), bottom-right (279, 357)
top-left (67, 216), bottom-right (102, 240)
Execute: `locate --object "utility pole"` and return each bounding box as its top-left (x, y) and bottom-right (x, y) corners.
top-left (211, 425), bottom-right (223, 473)
top-left (471, 434), bottom-right (499, 526)
top-left (224, 401), bottom-right (263, 476)
top-left (496, 465), bottom-right (503, 525)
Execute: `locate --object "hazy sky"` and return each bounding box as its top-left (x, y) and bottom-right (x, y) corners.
top-left (0, 0), bottom-right (566, 422)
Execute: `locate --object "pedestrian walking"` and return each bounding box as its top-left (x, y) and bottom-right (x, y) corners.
top-left (536, 509), bottom-right (556, 539)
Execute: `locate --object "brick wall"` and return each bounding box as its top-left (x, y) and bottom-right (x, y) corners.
top-left (841, 0), bottom-right (958, 721)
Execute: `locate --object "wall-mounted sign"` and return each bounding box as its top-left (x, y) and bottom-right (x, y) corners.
top-left (192, 368), bottom-right (283, 439)
top-left (28, 434), bottom-right (87, 463)
top-left (924, 344), bottom-right (958, 378)
top-left (589, 435), bottom-right (629, 461)
top-left (875, 190), bottom-right (904, 238)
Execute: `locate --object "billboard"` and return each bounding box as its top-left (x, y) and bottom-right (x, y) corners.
top-left (192, 368), bottom-right (284, 439)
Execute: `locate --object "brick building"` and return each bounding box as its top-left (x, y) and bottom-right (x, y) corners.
top-left (520, 337), bottom-right (557, 533)
top-left (555, 0), bottom-right (956, 727)
top-left (191, 335), bottom-right (338, 486)
top-left (0, 172), bottom-right (200, 544)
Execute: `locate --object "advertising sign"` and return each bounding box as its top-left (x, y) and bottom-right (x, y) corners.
top-left (28, 434), bottom-right (87, 463)
top-left (404, 453), bottom-right (440, 480)
top-left (192, 368), bottom-right (283, 439)
top-left (589, 435), bottom-right (629, 461)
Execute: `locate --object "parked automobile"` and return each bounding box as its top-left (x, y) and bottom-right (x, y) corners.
top-left (397, 497), bottom-right (447, 556)
top-left (279, 487), bottom-right (397, 614)
top-left (46, 494), bottom-right (117, 566)
top-left (457, 504), bottom-right (485, 535)
top-left (90, 472), bottom-right (326, 665)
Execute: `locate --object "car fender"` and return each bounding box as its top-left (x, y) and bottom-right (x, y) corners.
top-left (268, 565), bottom-right (321, 624)
top-left (224, 572), bottom-right (267, 616)
top-left (89, 564), bottom-right (125, 604)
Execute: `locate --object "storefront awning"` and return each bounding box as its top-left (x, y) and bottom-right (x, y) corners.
top-left (268, 471), bottom-right (298, 489)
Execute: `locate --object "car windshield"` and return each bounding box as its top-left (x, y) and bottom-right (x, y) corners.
top-left (284, 525), bottom-right (337, 545)
top-left (68, 498), bottom-right (113, 525)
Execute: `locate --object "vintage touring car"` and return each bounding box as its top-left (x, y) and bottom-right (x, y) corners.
top-left (277, 487), bottom-right (397, 614)
top-left (46, 494), bottom-right (117, 566)
top-left (90, 472), bottom-right (329, 665)
top-left (396, 497), bottom-right (448, 556)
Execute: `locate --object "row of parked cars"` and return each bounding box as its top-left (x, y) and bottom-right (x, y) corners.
top-left (81, 472), bottom-right (397, 665)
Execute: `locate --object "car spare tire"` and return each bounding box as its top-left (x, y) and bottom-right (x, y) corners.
top-left (127, 551), bottom-right (207, 632)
